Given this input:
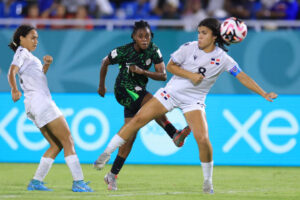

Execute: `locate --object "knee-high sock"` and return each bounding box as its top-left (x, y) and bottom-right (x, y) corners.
top-left (104, 134), bottom-right (126, 154)
top-left (65, 154), bottom-right (84, 181)
top-left (33, 157), bottom-right (54, 181)
top-left (201, 161), bottom-right (213, 183)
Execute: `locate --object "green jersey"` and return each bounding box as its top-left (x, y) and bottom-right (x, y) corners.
top-left (108, 42), bottom-right (163, 108)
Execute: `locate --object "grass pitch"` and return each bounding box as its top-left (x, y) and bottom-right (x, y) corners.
top-left (0, 163), bottom-right (299, 200)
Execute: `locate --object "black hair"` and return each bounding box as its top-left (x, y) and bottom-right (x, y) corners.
top-left (131, 20), bottom-right (154, 40)
top-left (198, 18), bottom-right (229, 52)
top-left (8, 24), bottom-right (35, 52)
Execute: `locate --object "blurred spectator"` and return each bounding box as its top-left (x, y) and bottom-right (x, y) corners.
top-left (256, 0), bottom-right (299, 20)
top-left (49, 3), bottom-right (68, 29)
top-left (150, 0), bottom-right (183, 18)
top-left (182, 0), bottom-right (207, 31)
top-left (94, 0), bottom-right (113, 18)
top-left (206, 0), bottom-right (227, 19)
top-left (224, 0), bottom-right (257, 19)
top-left (3, 0), bottom-right (27, 18)
top-left (26, 3), bottom-right (46, 28)
top-left (61, 0), bottom-right (87, 16)
top-left (162, 0), bottom-right (180, 19)
top-left (73, 5), bottom-right (93, 29)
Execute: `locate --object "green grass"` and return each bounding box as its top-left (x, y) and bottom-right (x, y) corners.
top-left (0, 163), bottom-right (299, 200)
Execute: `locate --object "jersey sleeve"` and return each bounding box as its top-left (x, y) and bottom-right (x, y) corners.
top-left (224, 55), bottom-right (242, 77)
top-left (152, 46), bottom-right (163, 64)
top-left (11, 47), bottom-right (28, 69)
top-left (170, 42), bottom-right (190, 66)
top-left (107, 46), bottom-right (125, 65)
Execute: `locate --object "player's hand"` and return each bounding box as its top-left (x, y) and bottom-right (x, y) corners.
top-left (11, 89), bottom-right (22, 102)
top-left (129, 65), bottom-right (144, 75)
top-left (43, 55), bottom-right (53, 65)
top-left (263, 92), bottom-right (278, 102)
top-left (98, 85), bottom-right (106, 97)
top-left (190, 73), bottom-right (204, 85)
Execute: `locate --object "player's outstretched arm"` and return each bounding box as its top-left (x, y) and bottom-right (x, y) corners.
top-left (7, 65), bottom-right (22, 102)
top-left (43, 55), bottom-right (53, 74)
top-left (98, 56), bottom-right (110, 97)
top-left (236, 71), bottom-right (278, 102)
top-left (166, 59), bottom-right (204, 85)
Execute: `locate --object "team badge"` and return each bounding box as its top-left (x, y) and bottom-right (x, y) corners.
top-left (210, 58), bottom-right (220, 65)
top-left (146, 58), bottom-right (151, 65)
top-left (160, 90), bottom-right (170, 100)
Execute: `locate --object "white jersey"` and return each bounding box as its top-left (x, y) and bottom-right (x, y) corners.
top-left (166, 41), bottom-right (241, 104)
top-left (11, 46), bottom-right (51, 102)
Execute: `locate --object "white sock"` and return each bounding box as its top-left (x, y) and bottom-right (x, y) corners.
top-left (202, 161), bottom-right (213, 183)
top-left (65, 154), bottom-right (84, 181)
top-left (104, 134), bottom-right (126, 154)
top-left (33, 157), bottom-right (54, 181)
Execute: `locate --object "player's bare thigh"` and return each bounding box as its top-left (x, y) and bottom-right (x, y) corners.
top-left (118, 97), bottom-right (168, 139)
top-left (43, 116), bottom-right (75, 154)
top-left (184, 109), bottom-right (209, 141)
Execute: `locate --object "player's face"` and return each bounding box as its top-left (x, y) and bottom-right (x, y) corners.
top-left (133, 27), bottom-right (151, 50)
top-left (197, 26), bottom-right (216, 52)
top-left (20, 29), bottom-right (38, 52)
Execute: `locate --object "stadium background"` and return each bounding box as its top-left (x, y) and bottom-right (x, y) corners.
top-left (0, 0), bottom-right (300, 167)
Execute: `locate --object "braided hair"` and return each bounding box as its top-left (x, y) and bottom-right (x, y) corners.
top-left (198, 18), bottom-right (229, 52)
top-left (131, 20), bottom-right (154, 40)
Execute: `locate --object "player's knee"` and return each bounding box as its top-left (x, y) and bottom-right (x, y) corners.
top-left (49, 145), bottom-right (62, 156)
top-left (195, 133), bottom-right (210, 144)
top-left (132, 114), bottom-right (147, 127)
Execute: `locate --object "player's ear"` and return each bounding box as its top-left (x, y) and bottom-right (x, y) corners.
top-left (131, 32), bottom-right (136, 42)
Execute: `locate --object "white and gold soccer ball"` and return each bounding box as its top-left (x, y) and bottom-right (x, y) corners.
top-left (220, 17), bottom-right (247, 44)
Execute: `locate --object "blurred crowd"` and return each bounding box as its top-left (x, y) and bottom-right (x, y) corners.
top-left (0, 0), bottom-right (299, 30)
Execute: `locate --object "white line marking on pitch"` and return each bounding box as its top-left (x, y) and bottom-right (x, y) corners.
top-left (108, 191), bottom-right (202, 197)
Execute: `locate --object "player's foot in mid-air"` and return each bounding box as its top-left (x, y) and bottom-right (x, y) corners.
top-left (72, 180), bottom-right (93, 192)
top-left (173, 126), bottom-right (191, 147)
top-left (27, 179), bottom-right (53, 191)
top-left (104, 172), bottom-right (118, 191)
top-left (94, 152), bottom-right (111, 170)
top-left (202, 180), bottom-right (214, 194)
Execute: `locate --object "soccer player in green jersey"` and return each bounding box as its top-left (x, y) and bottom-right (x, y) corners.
top-left (94, 20), bottom-right (190, 190)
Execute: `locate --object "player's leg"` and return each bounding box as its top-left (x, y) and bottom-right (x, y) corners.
top-left (45, 116), bottom-right (93, 192)
top-left (142, 93), bottom-right (191, 147)
top-left (105, 117), bottom-right (138, 190)
top-left (28, 126), bottom-right (62, 191)
top-left (95, 97), bottom-right (169, 170)
top-left (184, 110), bottom-right (214, 194)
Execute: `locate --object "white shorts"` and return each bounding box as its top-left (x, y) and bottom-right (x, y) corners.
top-left (154, 88), bottom-right (205, 113)
top-left (25, 95), bottom-right (62, 128)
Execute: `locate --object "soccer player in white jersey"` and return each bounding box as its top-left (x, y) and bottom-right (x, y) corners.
top-left (95, 18), bottom-right (278, 193)
top-left (7, 25), bottom-right (93, 192)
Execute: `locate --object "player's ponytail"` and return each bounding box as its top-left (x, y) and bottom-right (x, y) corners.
top-left (198, 18), bottom-right (229, 52)
top-left (8, 25), bottom-right (35, 52)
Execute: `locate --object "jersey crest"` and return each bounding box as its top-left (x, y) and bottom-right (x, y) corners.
top-left (210, 58), bottom-right (220, 65)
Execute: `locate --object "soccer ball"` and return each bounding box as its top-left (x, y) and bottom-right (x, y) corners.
top-left (220, 17), bottom-right (247, 44)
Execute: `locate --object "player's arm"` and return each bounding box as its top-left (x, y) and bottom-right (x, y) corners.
top-left (98, 56), bottom-right (111, 97)
top-left (167, 59), bottom-right (204, 85)
top-left (43, 55), bottom-right (53, 74)
top-left (129, 62), bottom-right (167, 81)
top-left (236, 71), bottom-right (278, 102)
top-left (7, 65), bottom-right (22, 102)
